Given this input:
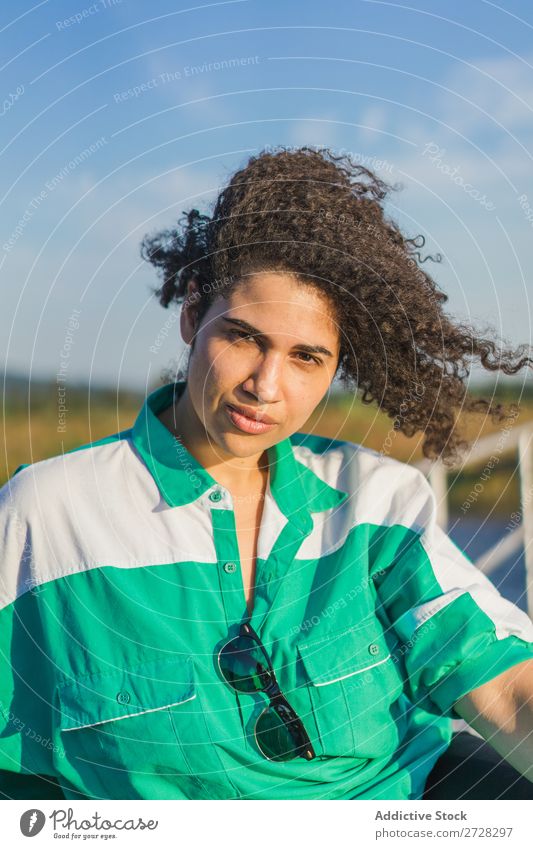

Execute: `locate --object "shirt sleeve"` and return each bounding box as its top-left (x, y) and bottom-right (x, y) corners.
top-left (371, 465), bottom-right (533, 719)
top-left (0, 471), bottom-right (65, 800)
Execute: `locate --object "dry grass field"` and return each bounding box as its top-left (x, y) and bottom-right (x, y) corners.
top-left (2, 380), bottom-right (532, 517)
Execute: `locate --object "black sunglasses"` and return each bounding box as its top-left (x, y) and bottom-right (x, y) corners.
top-left (217, 621), bottom-right (316, 762)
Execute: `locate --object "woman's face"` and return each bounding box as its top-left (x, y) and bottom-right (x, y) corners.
top-left (181, 272), bottom-right (341, 461)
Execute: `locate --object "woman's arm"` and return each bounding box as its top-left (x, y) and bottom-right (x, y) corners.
top-left (454, 658), bottom-right (533, 781)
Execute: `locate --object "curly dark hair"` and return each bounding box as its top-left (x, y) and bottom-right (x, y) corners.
top-left (140, 145), bottom-right (532, 466)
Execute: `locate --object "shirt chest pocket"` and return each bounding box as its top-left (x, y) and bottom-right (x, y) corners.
top-left (296, 621), bottom-right (404, 762)
top-left (55, 656), bottom-right (234, 799)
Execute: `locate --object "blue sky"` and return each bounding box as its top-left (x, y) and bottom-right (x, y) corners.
top-left (1, 0), bottom-right (532, 390)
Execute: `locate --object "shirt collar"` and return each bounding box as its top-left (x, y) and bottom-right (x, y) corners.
top-left (131, 382), bottom-right (348, 523)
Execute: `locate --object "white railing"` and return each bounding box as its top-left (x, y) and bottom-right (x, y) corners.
top-left (415, 424), bottom-right (533, 619)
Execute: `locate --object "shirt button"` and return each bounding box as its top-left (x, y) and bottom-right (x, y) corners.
top-left (368, 643), bottom-right (380, 656)
top-left (117, 690), bottom-right (131, 704)
top-left (223, 561), bottom-right (237, 574)
top-left (209, 489), bottom-right (223, 502)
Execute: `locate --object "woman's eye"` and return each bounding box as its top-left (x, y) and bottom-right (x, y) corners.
top-left (228, 329), bottom-right (255, 342)
top-left (296, 352), bottom-right (320, 365)
top-left (227, 330), bottom-right (320, 365)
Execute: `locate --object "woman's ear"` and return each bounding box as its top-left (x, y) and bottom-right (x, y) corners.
top-left (180, 277), bottom-right (201, 345)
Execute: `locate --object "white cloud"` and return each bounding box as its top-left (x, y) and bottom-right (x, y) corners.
top-left (285, 115), bottom-right (341, 149)
top-left (357, 104), bottom-right (389, 143)
top-left (430, 53), bottom-right (533, 138)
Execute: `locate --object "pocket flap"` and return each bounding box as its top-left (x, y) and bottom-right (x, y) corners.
top-left (297, 621), bottom-right (392, 686)
top-left (58, 655), bottom-right (195, 731)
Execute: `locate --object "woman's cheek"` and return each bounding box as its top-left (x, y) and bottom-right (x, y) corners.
top-left (211, 339), bottom-right (239, 374)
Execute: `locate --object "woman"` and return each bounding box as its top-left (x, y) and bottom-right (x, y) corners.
top-left (1, 146), bottom-right (533, 801)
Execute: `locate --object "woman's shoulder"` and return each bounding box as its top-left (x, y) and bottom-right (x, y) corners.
top-left (1, 428), bottom-right (134, 517)
top-left (0, 428), bottom-right (139, 610)
top-left (290, 430), bottom-right (433, 520)
top-left (290, 430), bottom-right (424, 479)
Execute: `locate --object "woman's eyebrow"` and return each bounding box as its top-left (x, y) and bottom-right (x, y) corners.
top-left (221, 316), bottom-right (334, 357)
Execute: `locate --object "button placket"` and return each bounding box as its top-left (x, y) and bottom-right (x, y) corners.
top-left (250, 515), bottom-right (314, 631)
top-left (210, 506), bottom-right (245, 625)
top-left (206, 486), bottom-right (234, 511)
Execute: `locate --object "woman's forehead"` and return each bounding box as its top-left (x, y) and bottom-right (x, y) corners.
top-left (214, 276), bottom-right (339, 341)
top-left (229, 272), bottom-right (336, 316)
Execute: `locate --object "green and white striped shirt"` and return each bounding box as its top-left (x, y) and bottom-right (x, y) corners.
top-left (1, 380), bottom-right (533, 800)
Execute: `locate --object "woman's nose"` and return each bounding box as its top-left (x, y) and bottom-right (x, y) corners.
top-left (241, 354), bottom-right (282, 404)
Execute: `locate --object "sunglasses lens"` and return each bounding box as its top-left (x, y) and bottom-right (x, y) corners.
top-left (219, 634), bottom-right (272, 693)
top-left (255, 705), bottom-right (308, 762)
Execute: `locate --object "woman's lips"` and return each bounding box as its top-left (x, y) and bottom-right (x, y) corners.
top-left (225, 405), bottom-right (278, 434)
